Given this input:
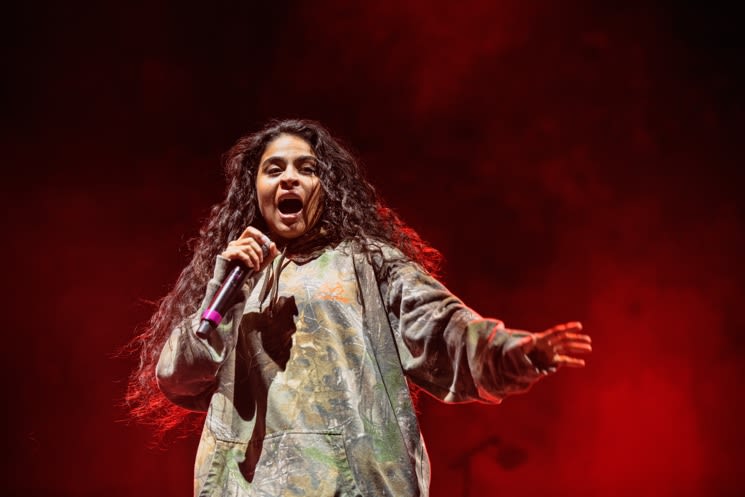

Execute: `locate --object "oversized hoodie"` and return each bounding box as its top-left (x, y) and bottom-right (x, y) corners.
top-left (156, 241), bottom-right (548, 497)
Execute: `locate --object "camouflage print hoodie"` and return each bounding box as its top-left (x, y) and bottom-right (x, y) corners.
top-left (156, 241), bottom-right (548, 497)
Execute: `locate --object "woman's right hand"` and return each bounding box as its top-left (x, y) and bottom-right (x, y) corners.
top-left (220, 227), bottom-right (279, 272)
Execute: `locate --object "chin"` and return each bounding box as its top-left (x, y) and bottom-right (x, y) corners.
top-left (273, 226), bottom-right (306, 240)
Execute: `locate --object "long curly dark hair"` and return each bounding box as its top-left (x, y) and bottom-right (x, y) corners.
top-left (125, 118), bottom-right (442, 437)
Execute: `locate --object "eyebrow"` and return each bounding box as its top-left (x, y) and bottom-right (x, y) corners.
top-left (261, 155), bottom-right (318, 168)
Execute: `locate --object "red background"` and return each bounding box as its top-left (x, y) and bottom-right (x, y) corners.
top-left (3, 1), bottom-right (744, 496)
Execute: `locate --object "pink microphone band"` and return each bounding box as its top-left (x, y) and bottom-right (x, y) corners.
top-left (202, 309), bottom-right (223, 326)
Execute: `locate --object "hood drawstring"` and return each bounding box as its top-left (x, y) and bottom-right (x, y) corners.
top-left (257, 246), bottom-right (292, 318)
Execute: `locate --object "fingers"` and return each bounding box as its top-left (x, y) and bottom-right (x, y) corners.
top-left (545, 332), bottom-right (592, 351)
top-left (542, 322), bottom-right (591, 346)
top-left (238, 226), bottom-right (268, 242)
top-left (531, 321), bottom-right (592, 370)
top-left (240, 227), bottom-right (280, 258)
top-left (553, 354), bottom-right (586, 368)
top-left (220, 228), bottom-right (278, 271)
top-left (554, 342), bottom-right (593, 355)
top-left (222, 239), bottom-right (263, 269)
top-left (544, 321), bottom-right (585, 337)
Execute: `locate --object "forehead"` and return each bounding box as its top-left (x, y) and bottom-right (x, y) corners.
top-left (260, 134), bottom-right (315, 162)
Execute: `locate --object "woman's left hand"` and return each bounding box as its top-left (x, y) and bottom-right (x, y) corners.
top-left (521, 321), bottom-right (592, 370)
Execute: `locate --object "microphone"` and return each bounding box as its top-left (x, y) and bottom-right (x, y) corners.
top-left (196, 240), bottom-right (271, 338)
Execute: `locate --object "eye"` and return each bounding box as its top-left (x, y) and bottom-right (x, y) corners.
top-left (300, 161), bottom-right (317, 175)
top-left (265, 165), bottom-right (282, 176)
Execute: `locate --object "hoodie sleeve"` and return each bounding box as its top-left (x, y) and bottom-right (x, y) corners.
top-left (155, 257), bottom-right (253, 411)
top-left (375, 248), bottom-right (551, 404)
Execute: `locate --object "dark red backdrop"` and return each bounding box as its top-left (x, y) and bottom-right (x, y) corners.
top-left (3, 1), bottom-right (743, 496)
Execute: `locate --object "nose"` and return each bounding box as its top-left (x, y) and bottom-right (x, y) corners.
top-left (279, 166), bottom-right (300, 187)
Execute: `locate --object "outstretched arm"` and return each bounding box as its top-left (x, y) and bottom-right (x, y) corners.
top-left (377, 249), bottom-right (591, 403)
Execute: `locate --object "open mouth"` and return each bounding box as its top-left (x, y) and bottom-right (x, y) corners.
top-left (278, 198), bottom-right (303, 215)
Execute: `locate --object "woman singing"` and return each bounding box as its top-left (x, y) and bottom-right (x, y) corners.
top-left (127, 118), bottom-right (592, 497)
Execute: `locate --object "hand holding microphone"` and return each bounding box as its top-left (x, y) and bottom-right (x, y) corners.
top-left (196, 227), bottom-right (279, 338)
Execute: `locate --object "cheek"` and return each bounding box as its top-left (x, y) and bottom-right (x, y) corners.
top-left (306, 180), bottom-right (324, 214)
top-left (255, 181), bottom-right (273, 210)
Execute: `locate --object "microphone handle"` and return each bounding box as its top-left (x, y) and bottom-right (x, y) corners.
top-left (196, 263), bottom-right (252, 338)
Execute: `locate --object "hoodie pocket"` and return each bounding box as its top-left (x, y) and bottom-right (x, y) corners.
top-left (246, 430), bottom-right (363, 497)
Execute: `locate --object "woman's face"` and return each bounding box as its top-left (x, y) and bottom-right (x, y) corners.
top-left (256, 134), bottom-right (323, 240)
